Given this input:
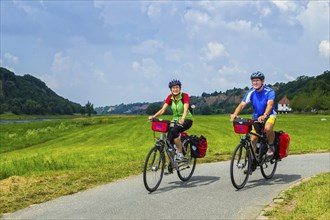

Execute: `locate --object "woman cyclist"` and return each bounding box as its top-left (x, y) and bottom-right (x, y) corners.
top-left (230, 71), bottom-right (277, 158)
top-left (148, 79), bottom-right (193, 163)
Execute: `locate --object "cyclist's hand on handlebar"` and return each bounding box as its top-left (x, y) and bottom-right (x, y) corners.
top-left (178, 119), bottom-right (184, 125)
top-left (257, 115), bottom-right (267, 123)
top-left (230, 114), bottom-right (237, 122)
top-left (148, 116), bottom-right (154, 121)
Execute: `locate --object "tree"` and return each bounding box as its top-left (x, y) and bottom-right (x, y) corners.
top-left (146, 103), bottom-right (161, 115)
top-left (85, 101), bottom-right (94, 116)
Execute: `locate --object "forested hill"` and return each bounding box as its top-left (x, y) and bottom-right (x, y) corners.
top-left (0, 67), bottom-right (82, 115)
top-left (0, 67), bottom-right (328, 115)
top-left (96, 70), bottom-right (329, 115)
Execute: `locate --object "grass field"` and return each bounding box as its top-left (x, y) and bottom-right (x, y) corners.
top-left (0, 114), bottom-right (329, 216)
top-left (264, 172), bottom-right (330, 219)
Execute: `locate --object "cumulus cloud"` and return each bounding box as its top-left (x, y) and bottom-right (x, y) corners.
top-left (200, 42), bottom-right (227, 61)
top-left (132, 58), bottom-right (162, 78)
top-left (4, 53), bottom-right (19, 65)
top-left (226, 20), bottom-right (261, 32)
top-left (319, 40), bottom-right (330, 58)
top-left (183, 8), bottom-right (215, 36)
top-left (51, 52), bottom-right (72, 73)
top-left (271, 0), bottom-right (299, 12)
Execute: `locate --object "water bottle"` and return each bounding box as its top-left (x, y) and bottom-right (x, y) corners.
top-left (192, 145), bottom-right (197, 151)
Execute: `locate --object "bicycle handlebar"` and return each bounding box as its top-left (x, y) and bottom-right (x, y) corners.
top-left (149, 117), bottom-right (183, 127)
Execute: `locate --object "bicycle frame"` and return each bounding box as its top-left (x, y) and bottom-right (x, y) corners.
top-left (241, 130), bottom-right (268, 166)
top-left (154, 129), bottom-right (190, 170)
top-left (230, 118), bottom-right (278, 189)
top-left (143, 118), bottom-right (197, 192)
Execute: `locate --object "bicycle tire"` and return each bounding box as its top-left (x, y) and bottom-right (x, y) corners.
top-left (177, 140), bottom-right (196, 181)
top-left (230, 143), bottom-right (251, 190)
top-left (143, 146), bottom-right (165, 192)
top-left (177, 145), bottom-right (196, 181)
top-left (260, 158), bottom-right (277, 179)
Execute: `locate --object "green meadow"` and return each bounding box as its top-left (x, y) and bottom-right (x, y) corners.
top-left (0, 114), bottom-right (329, 215)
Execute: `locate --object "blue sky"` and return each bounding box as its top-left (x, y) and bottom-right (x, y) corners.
top-left (1, 0), bottom-right (329, 107)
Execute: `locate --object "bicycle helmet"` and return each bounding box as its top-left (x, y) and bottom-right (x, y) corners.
top-left (250, 71), bottom-right (265, 80)
top-left (168, 79), bottom-right (182, 88)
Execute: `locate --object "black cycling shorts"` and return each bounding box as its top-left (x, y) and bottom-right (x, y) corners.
top-left (167, 119), bottom-right (193, 142)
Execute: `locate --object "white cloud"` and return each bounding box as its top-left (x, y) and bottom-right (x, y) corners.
top-left (13, 0), bottom-right (40, 14)
top-left (51, 52), bottom-right (72, 73)
top-left (131, 40), bottom-right (165, 55)
top-left (271, 1), bottom-right (299, 12)
top-left (132, 58), bottom-right (162, 78)
top-left (319, 40), bottom-right (330, 58)
top-left (4, 53), bottom-right (19, 65)
top-left (146, 4), bottom-right (162, 18)
top-left (183, 9), bottom-right (215, 37)
top-left (261, 7), bottom-right (272, 17)
top-left (201, 42), bottom-right (227, 61)
top-left (296, 1), bottom-right (329, 37)
top-left (184, 9), bottom-right (211, 25)
top-left (226, 20), bottom-right (261, 32)
top-left (38, 74), bottom-right (59, 89)
top-left (218, 63), bottom-right (246, 75)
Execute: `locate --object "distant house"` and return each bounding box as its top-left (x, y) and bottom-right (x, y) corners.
top-left (277, 95), bottom-right (292, 113)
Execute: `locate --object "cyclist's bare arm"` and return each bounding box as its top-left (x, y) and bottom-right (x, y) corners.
top-left (257, 100), bottom-right (274, 123)
top-left (148, 103), bottom-right (169, 120)
top-left (230, 102), bottom-right (247, 122)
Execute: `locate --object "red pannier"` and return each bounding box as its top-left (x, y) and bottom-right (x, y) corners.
top-left (233, 118), bottom-right (253, 134)
top-left (189, 135), bottom-right (208, 158)
top-left (151, 120), bottom-right (170, 132)
top-left (274, 130), bottom-right (290, 159)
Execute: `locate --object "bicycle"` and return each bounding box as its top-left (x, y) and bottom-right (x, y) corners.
top-left (143, 118), bottom-right (197, 192)
top-left (230, 117), bottom-right (278, 190)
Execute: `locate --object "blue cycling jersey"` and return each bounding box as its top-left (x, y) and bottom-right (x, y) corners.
top-left (242, 86), bottom-right (276, 119)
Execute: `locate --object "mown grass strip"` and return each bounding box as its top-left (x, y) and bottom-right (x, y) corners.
top-left (263, 172), bottom-right (330, 220)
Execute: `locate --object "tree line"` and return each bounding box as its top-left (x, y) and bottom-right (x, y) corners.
top-left (1, 67), bottom-right (328, 116)
top-left (0, 67), bottom-right (95, 116)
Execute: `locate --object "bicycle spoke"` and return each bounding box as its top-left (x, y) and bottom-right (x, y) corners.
top-left (230, 143), bottom-right (250, 189)
top-left (177, 141), bottom-right (196, 181)
top-left (143, 146), bottom-right (165, 192)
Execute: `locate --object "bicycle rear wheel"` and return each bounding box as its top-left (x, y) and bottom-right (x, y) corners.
top-left (230, 143), bottom-right (250, 190)
top-left (260, 158), bottom-right (277, 179)
top-left (177, 141), bottom-right (196, 181)
top-left (143, 146), bottom-right (165, 192)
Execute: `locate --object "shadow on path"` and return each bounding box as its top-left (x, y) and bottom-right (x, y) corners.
top-left (150, 175), bottom-right (220, 194)
top-left (237, 173), bottom-right (301, 191)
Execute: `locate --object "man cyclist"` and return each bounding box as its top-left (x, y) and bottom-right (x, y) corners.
top-left (148, 79), bottom-right (193, 166)
top-left (230, 71), bottom-right (276, 158)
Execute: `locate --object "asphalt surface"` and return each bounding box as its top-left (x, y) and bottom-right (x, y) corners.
top-left (2, 153), bottom-right (329, 220)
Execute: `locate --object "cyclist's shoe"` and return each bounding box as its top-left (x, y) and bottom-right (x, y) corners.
top-left (164, 163), bottom-right (173, 175)
top-left (266, 145), bottom-right (275, 159)
top-left (176, 153), bottom-right (188, 163)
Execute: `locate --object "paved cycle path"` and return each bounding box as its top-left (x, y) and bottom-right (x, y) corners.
top-left (3, 153), bottom-right (329, 220)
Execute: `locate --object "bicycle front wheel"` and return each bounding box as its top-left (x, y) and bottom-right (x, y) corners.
top-left (260, 158), bottom-right (277, 179)
top-left (230, 143), bottom-right (251, 190)
top-left (143, 146), bottom-right (165, 192)
top-left (177, 143), bottom-right (196, 181)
